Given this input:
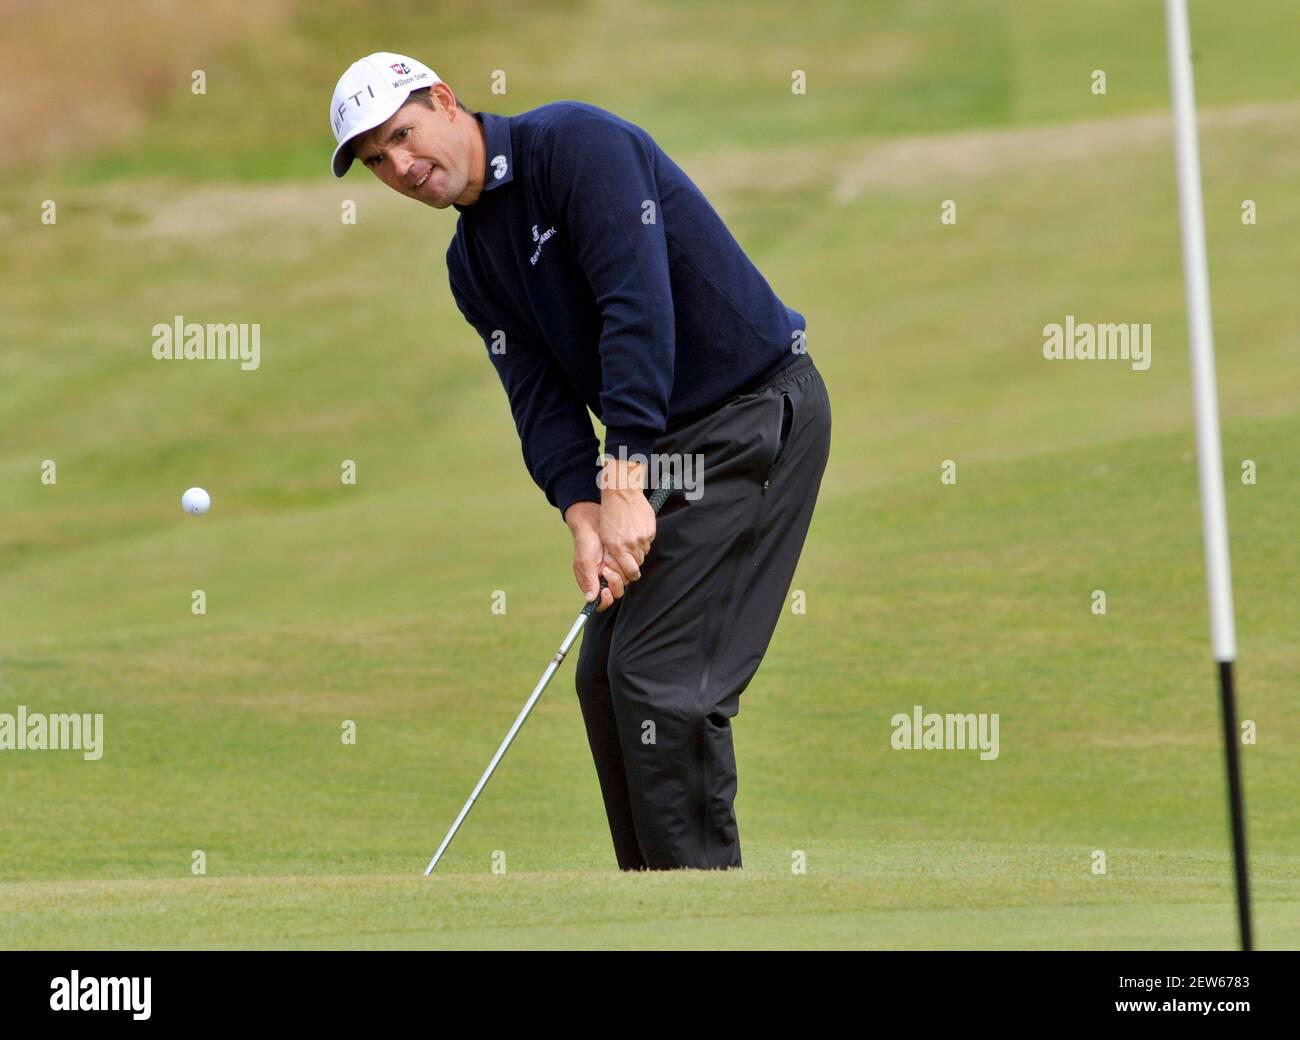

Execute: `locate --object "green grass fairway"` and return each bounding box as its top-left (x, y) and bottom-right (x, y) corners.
top-left (2, 1), bottom-right (1298, 949)
top-left (7, 843), bottom-right (1300, 950)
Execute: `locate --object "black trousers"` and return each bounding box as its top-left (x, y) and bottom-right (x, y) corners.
top-left (574, 354), bottom-right (832, 869)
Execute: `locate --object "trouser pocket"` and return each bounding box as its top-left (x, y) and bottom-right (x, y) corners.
top-left (772, 391), bottom-right (794, 472)
top-left (761, 389), bottom-right (796, 493)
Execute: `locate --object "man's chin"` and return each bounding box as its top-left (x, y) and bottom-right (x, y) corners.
top-left (404, 187), bottom-right (446, 209)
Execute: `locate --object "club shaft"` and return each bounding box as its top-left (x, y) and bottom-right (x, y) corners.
top-left (425, 482), bottom-right (673, 874)
top-left (424, 611), bottom-right (590, 875)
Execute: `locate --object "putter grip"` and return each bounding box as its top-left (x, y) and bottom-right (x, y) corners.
top-left (580, 484), bottom-right (674, 618)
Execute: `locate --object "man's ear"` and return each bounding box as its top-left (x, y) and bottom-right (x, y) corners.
top-left (433, 81), bottom-right (459, 115)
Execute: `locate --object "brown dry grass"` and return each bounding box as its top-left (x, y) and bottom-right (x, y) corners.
top-left (680, 98), bottom-right (1300, 203)
top-left (0, 0), bottom-right (294, 172)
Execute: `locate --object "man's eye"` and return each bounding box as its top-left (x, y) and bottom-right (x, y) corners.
top-left (397, 127), bottom-right (411, 140)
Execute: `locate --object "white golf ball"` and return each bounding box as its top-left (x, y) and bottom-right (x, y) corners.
top-left (181, 487), bottom-right (211, 516)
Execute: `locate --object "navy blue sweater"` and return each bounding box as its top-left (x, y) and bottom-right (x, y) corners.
top-left (446, 101), bottom-right (804, 516)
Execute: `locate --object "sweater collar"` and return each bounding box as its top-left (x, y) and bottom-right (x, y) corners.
top-left (456, 111), bottom-right (513, 212)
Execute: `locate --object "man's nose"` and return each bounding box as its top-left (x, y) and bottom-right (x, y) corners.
top-left (393, 152), bottom-right (415, 182)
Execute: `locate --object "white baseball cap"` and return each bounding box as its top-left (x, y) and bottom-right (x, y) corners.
top-left (329, 52), bottom-right (441, 177)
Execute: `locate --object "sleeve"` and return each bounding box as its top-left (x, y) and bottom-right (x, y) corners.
top-left (448, 270), bottom-right (601, 518)
top-left (545, 112), bottom-right (675, 461)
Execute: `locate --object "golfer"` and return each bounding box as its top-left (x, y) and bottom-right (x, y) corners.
top-left (330, 53), bottom-right (831, 870)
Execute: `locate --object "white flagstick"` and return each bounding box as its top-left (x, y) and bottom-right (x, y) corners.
top-left (1164, 0), bottom-right (1251, 950)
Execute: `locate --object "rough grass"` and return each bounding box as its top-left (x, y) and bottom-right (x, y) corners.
top-left (0, 0), bottom-right (293, 172)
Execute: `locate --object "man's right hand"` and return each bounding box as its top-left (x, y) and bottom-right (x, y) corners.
top-left (564, 501), bottom-right (616, 611)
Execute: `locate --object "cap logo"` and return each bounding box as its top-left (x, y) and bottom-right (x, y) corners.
top-left (390, 62), bottom-right (411, 74)
top-left (335, 84), bottom-right (377, 131)
top-left (389, 71), bottom-right (430, 89)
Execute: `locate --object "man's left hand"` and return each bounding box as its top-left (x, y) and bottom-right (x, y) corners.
top-left (598, 458), bottom-right (655, 593)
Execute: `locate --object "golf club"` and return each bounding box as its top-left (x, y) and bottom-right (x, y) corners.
top-left (424, 482), bottom-right (674, 874)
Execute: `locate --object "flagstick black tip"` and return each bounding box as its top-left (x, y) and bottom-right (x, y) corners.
top-left (1217, 659), bottom-right (1253, 951)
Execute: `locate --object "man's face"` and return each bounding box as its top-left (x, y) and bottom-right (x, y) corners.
top-left (352, 87), bottom-right (474, 208)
